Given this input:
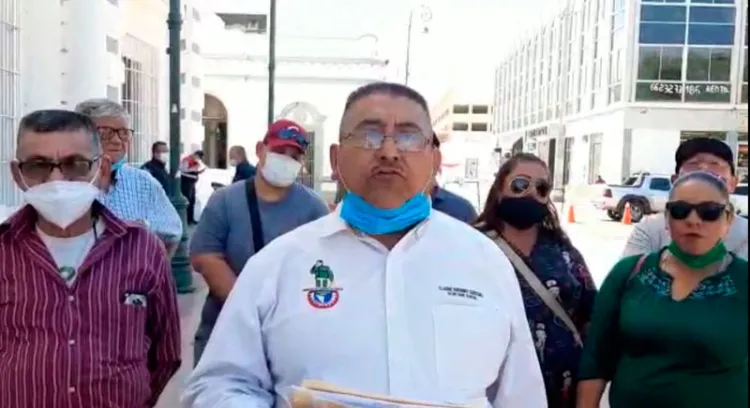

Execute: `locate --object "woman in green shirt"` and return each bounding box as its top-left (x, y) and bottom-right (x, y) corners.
top-left (577, 171), bottom-right (748, 408)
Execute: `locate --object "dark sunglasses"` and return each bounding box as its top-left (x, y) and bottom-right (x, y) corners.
top-left (18, 156), bottom-right (99, 181)
top-left (278, 127), bottom-right (309, 149)
top-left (509, 177), bottom-right (551, 198)
top-left (665, 201), bottom-right (728, 222)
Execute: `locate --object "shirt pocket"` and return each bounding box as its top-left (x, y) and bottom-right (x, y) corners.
top-left (432, 304), bottom-right (509, 394)
top-left (115, 296), bottom-right (150, 361)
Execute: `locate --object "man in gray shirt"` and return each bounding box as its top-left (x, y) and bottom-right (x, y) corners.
top-left (189, 119), bottom-right (329, 363)
top-left (622, 137), bottom-right (747, 259)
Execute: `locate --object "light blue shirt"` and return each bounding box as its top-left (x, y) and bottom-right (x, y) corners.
top-left (100, 164), bottom-right (182, 243)
top-left (181, 210), bottom-right (546, 408)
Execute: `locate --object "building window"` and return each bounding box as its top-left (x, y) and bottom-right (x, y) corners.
top-left (562, 137), bottom-right (574, 186)
top-left (471, 105), bottom-right (489, 114)
top-left (0, 1), bottom-right (21, 207)
top-left (637, 46), bottom-right (683, 81)
top-left (106, 36), bottom-right (119, 54)
top-left (106, 86), bottom-right (119, 101)
top-left (191, 43), bottom-right (201, 54)
top-left (470, 123), bottom-right (488, 132)
top-left (636, 45), bottom-right (683, 101)
top-left (687, 6), bottom-right (735, 46)
top-left (452, 122), bottom-right (469, 131)
top-left (686, 47), bottom-right (731, 82)
top-left (638, 5), bottom-right (687, 44)
top-left (121, 35), bottom-right (160, 165)
top-left (180, 39), bottom-right (187, 50)
top-left (192, 7), bottom-right (201, 21)
top-left (192, 76), bottom-right (201, 87)
top-left (452, 105), bottom-right (469, 114)
top-left (191, 110), bottom-right (202, 122)
top-left (180, 73), bottom-right (186, 84)
top-left (587, 133), bottom-right (603, 184)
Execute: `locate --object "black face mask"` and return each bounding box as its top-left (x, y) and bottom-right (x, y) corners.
top-left (494, 196), bottom-right (547, 230)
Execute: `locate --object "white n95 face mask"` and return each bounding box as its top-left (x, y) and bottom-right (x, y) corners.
top-left (23, 180), bottom-right (101, 229)
top-left (260, 152), bottom-right (302, 187)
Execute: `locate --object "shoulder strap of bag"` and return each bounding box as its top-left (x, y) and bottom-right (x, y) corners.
top-left (489, 231), bottom-right (583, 347)
top-left (245, 178), bottom-right (266, 253)
top-left (628, 254), bottom-right (648, 282)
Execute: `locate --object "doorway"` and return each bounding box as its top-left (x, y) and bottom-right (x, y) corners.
top-left (203, 94), bottom-right (229, 169)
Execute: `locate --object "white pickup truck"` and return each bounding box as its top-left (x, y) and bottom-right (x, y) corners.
top-left (591, 172), bottom-right (673, 223)
top-left (731, 183), bottom-right (748, 218)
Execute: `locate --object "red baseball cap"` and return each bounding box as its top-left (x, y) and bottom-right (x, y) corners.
top-left (263, 119), bottom-right (310, 152)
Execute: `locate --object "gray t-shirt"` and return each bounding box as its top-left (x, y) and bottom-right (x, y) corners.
top-left (189, 180), bottom-right (329, 350)
top-left (622, 213), bottom-right (748, 260)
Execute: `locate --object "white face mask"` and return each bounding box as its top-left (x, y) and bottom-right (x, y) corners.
top-left (23, 179), bottom-right (101, 229)
top-left (157, 152), bottom-right (169, 163)
top-left (228, 159), bottom-right (238, 167)
top-left (260, 152), bottom-right (302, 187)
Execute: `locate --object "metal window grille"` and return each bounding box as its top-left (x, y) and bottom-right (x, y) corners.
top-left (0, 0), bottom-right (21, 208)
top-left (121, 34), bottom-right (159, 165)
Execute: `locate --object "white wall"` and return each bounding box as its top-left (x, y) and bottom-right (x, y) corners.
top-left (1, 0), bottom-right (201, 208)
top-left (204, 76), bottom-right (372, 176)
top-left (630, 129), bottom-right (681, 175)
top-left (623, 105), bottom-right (747, 132)
top-left (565, 108), bottom-right (627, 183)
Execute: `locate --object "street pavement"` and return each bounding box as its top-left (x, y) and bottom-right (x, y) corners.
top-left (156, 206), bottom-right (631, 407)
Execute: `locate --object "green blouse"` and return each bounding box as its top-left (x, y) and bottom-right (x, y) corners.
top-left (578, 250), bottom-right (748, 408)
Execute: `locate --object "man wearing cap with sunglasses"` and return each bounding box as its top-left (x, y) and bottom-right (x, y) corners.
top-left (188, 119), bottom-right (329, 364)
top-left (182, 82), bottom-right (544, 408)
top-left (622, 137), bottom-right (748, 260)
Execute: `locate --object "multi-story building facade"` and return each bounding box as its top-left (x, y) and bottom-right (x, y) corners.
top-left (431, 88), bottom-right (494, 139)
top-left (494, 0), bottom-right (748, 187)
top-left (429, 87), bottom-right (500, 208)
top-left (0, 0), bottom-right (204, 210)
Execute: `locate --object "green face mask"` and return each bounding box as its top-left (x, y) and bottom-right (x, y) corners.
top-left (668, 240), bottom-right (727, 269)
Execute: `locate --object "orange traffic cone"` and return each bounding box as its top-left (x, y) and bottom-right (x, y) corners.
top-left (622, 203), bottom-right (632, 225)
top-left (567, 205), bottom-right (576, 224)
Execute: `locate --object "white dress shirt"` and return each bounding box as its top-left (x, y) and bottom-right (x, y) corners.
top-left (182, 210), bottom-right (546, 408)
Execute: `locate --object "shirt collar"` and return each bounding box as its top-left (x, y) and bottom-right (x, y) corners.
top-left (432, 186), bottom-right (446, 202)
top-left (0, 201), bottom-right (130, 242)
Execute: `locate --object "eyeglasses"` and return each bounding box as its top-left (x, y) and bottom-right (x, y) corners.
top-left (344, 129), bottom-right (431, 152)
top-left (666, 201), bottom-right (728, 222)
top-left (277, 128), bottom-right (309, 149)
top-left (18, 156), bottom-right (99, 181)
top-left (509, 176), bottom-right (551, 198)
top-left (97, 126), bottom-right (134, 141)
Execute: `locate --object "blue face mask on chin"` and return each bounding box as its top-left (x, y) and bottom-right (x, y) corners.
top-left (340, 190), bottom-right (432, 235)
top-left (111, 158), bottom-right (127, 172)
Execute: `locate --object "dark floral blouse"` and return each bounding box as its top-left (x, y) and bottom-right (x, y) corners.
top-left (511, 232), bottom-right (597, 408)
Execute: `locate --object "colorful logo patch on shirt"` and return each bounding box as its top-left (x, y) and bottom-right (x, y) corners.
top-left (303, 260), bottom-right (342, 309)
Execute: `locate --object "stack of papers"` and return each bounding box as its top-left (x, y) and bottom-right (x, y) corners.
top-left (284, 380), bottom-right (474, 408)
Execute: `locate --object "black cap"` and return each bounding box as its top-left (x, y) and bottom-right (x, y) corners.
top-left (675, 137), bottom-right (734, 175)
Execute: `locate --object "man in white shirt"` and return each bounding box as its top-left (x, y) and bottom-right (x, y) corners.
top-left (181, 82), bottom-right (546, 408)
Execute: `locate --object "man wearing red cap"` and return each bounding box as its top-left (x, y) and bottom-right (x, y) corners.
top-left (188, 119), bottom-right (329, 364)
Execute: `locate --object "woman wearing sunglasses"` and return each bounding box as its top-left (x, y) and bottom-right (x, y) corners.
top-left (577, 171), bottom-right (748, 408)
top-left (476, 153), bottom-right (596, 408)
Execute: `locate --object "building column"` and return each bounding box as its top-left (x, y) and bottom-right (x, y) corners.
top-left (63, 0), bottom-right (113, 105)
top-left (21, 0), bottom-right (63, 112)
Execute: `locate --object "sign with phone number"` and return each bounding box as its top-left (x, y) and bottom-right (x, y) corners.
top-left (649, 82), bottom-right (731, 95)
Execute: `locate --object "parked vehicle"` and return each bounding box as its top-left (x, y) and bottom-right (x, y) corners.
top-left (591, 172), bottom-right (673, 223)
top-left (731, 183), bottom-right (748, 218)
